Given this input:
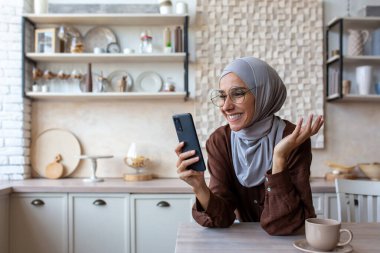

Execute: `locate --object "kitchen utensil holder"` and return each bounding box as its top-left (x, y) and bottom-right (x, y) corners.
top-left (79, 155), bottom-right (113, 182)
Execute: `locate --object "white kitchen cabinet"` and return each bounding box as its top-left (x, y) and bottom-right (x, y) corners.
top-left (0, 194), bottom-right (9, 253)
top-left (312, 193), bottom-right (324, 218)
top-left (324, 193), bottom-right (338, 220)
top-left (130, 194), bottom-right (194, 253)
top-left (68, 193), bottom-right (130, 253)
top-left (10, 193), bottom-right (68, 253)
top-left (312, 193), bottom-right (338, 219)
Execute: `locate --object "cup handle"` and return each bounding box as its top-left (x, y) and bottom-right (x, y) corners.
top-left (337, 229), bottom-right (353, 247)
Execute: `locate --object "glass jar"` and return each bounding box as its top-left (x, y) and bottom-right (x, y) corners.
top-left (139, 32), bottom-right (153, 53)
top-left (70, 36), bottom-right (84, 53)
top-left (163, 77), bottom-right (176, 92)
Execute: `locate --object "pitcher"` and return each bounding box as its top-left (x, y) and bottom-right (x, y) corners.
top-left (347, 29), bottom-right (370, 56)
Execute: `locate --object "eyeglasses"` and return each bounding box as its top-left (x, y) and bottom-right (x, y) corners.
top-left (210, 87), bottom-right (254, 107)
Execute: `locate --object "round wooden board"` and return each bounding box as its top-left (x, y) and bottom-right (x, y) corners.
top-left (31, 129), bottom-right (81, 178)
top-left (123, 172), bottom-right (153, 181)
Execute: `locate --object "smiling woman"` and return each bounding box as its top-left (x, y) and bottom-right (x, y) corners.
top-left (175, 57), bottom-right (324, 235)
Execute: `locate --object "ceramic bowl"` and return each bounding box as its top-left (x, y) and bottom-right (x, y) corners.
top-left (359, 163), bottom-right (380, 180)
top-left (326, 161), bottom-right (355, 174)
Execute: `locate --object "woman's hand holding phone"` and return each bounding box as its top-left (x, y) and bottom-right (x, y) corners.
top-left (175, 141), bottom-right (210, 210)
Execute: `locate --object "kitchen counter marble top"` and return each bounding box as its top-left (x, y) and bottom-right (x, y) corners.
top-left (0, 177), bottom-right (335, 194)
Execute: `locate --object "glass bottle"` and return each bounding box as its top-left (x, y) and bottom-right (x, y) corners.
top-left (85, 63), bottom-right (93, 92)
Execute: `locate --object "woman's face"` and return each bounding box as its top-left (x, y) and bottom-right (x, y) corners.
top-left (219, 73), bottom-right (255, 131)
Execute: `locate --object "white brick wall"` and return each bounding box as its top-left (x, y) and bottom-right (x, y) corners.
top-left (0, 0), bottom-right (32, 180)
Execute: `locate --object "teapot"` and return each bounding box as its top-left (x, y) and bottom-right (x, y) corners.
top-left (347, 29), bottom-right (369, 56)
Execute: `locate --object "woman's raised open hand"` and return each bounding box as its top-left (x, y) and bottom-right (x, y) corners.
top-left (272, 114), bottom-right (324, 173)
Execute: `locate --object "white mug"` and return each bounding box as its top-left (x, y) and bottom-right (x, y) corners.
top-left (93, 47), bottom-right (104, 54)
top-left (175, 2), bottom-right (188, 14)
top-left (32, 84), bottom-right (41, 92)
top-left (41, 85), bottom-right (49, 93)
top-left (356, 65), bottom-right (373, 95)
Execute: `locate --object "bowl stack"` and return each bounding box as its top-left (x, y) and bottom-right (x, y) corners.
top-left (358, 163), bottom-right (380, 180)
top-left (324, 161), bottom-right (357, 181)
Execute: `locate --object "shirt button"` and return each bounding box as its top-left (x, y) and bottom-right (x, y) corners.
top-left (267, 187), bottom-right (271, 192)
top-left (253, 200), bottom-right (258, 204)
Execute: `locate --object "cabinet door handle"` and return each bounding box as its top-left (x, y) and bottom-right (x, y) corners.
top-left (156, 201), bottom-right (170, 207)
top-left (93, 199), bottom-right (107, 206)
top-left (31, 199), bottom-right (45, 206)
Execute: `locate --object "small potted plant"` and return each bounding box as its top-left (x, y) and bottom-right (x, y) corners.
top-left (164, 41), bottom-right (172, 53)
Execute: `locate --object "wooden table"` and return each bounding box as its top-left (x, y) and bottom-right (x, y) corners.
top-left (175, 222), bottom-right (380, 253)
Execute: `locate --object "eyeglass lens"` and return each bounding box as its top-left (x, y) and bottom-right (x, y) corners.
top-left (211, 87), bottom-right (251, 107)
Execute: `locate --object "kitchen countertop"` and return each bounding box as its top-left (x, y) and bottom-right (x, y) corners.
top-left (0, 178), bottom-right (334, 194)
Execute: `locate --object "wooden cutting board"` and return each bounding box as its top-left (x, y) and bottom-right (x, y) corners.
top-left (45, 154), bottom-right (64, 179)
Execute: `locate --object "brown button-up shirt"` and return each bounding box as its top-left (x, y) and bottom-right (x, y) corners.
top-left (192, 120), bottom-right (316, 235)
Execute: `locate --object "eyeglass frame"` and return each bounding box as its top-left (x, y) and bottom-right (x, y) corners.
top-left (210, 86), bottom-right (255, 107)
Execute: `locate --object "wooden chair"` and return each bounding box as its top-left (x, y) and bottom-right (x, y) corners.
top-left (335, 179), bottom-right (380, 222)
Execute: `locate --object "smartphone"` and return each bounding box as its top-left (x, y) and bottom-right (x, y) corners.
top-left (172, 113), bottom-right (206, 171)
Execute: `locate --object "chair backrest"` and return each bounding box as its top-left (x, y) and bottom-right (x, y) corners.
top-left (335, 179), bottom-right (380, 222)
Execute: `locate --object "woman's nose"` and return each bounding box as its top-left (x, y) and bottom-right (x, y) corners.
top-left (222, 95), bottom-right (234, 110)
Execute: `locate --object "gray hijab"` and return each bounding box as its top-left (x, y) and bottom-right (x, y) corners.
top-left (220, 57), bottom-right (287, 187)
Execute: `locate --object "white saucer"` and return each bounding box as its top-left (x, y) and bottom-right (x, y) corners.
top-left (293, 239), bottom-right (353, 253)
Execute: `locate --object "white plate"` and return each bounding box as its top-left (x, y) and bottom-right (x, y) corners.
top-left (135, 71), bottom-right (163, 92)
top-left (107, 70), bottom-right (133, 92)
top-left (84, 26), bottom-right (117, 53)
top-left (293, 239), bottom-right (353, 253)
top-left (31, 129), bottom-right (81, 178)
